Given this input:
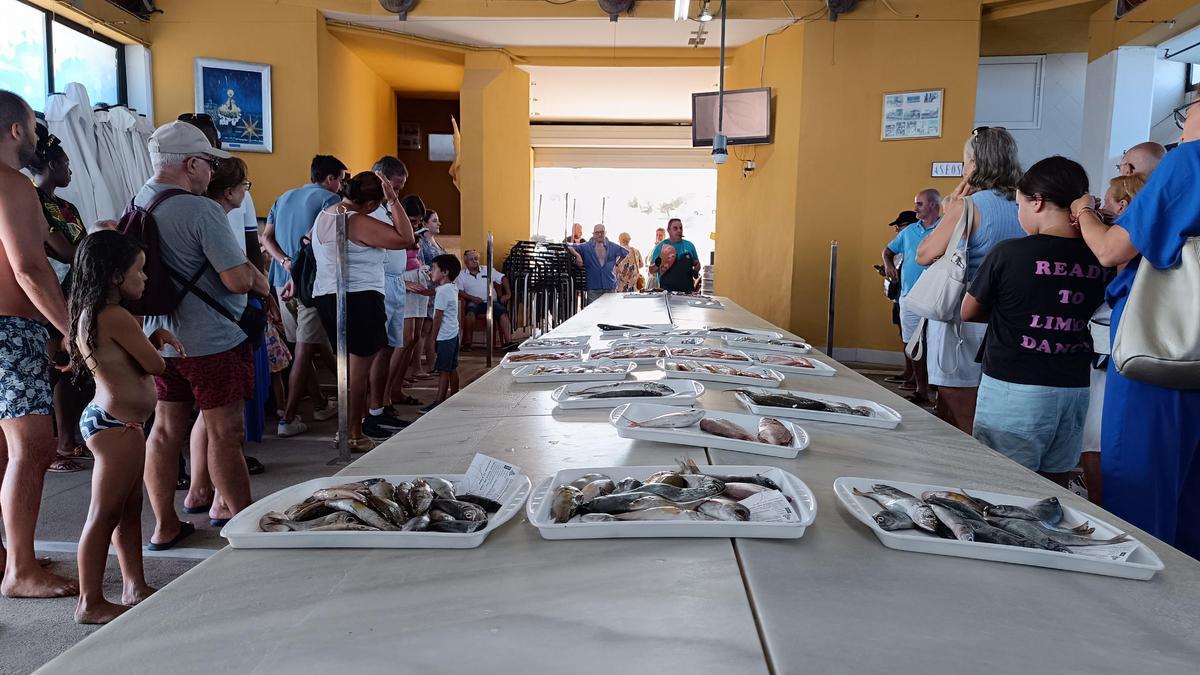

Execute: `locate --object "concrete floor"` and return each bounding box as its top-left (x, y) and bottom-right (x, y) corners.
top-left (0, 348), bottom-right (499, 675)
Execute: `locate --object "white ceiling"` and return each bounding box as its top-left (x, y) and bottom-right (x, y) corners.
top-left (1160, 25), bottom-right (1200, 64)
top-left (322, 12), bottom-right (793, 49)
top-left (525, 66), bottom-right (717, 121)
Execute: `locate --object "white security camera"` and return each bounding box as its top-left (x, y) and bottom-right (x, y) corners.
top-left (712, 132), bottom-right (728, 165)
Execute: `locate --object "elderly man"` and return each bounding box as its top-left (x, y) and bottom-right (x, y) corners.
top-left (883, 189), bottom-right (941, 405)
top-left (139, 121), bottom-right (268, 550)
top-left (648, 218), bottom-right (701, 293)
top-left (570, 224), bottom-right (628, 304)
top-left (1118, 142), bottom-right (1166, 176)
top-left (457, 249), bottom-right (513, 349)
top-left (564, 222), bottom-right (584, 245)
top-left (0, 91), bottom-right (77, 598)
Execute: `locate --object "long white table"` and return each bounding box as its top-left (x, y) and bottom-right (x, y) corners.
top-left (37, 294), bottom-right (1200, 674)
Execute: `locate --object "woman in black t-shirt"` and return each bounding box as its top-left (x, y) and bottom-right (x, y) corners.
top-left (961, 157), bottom-right (1111, 486)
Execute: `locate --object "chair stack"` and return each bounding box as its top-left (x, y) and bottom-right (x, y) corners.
top-left (503, 241), bottom-right (584, 336)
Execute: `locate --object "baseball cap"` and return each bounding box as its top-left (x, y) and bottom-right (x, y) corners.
top-left (148, 120), bottom-right (231, 159)
top-left (887, 210), bottom-right (918, 228)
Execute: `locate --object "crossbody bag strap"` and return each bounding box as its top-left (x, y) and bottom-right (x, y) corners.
top-left (166, 262), bottom-right (242, 325)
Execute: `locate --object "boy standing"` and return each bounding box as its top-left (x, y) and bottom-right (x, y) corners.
top-left (420, 254), bottom-right (462, 414)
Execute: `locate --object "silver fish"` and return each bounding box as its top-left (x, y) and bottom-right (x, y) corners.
top-left (427, 509), bottom-right (455, 523)
top-left (930, 504), bottom-right (975, 542)
top-left (313, 487), bottom-right (368, 502)
top-left (575, 382), bottom-right (673, 397)
top-left (983, 504), bottom-right (1043, 521)
top-left (1027, 497), bottom-right (1064, 524)
top-left (284, 498), bottom-right (334, 522)
top-left (923, 496), bottom-right (985, 523)
top-left (963, 520), bottom-right (1046, 549)
top-left (551, 485), bottom-right (584, 523)
top-left (853, 485), bottom-right (938, 533)
top-left (402, 514), bottom-right (431, 531)
top-left (623, 495), bottom-right (679, 511)
top-left (920, 491), bottom-right (988, 516)
top-left (260, 511), bottom-right (352, 532)
top-left (630, 480), bottom-right (723, 502)
top-left (431, 499), bottom-right (488, 522)
top-left (722, 482), bottom-right (770, 500)
top-left (407, 479), bottom-right (435, 516)
top-left (368, 480), bottom-right (396, 501)
top-left (698, 498), bottom-right (750, 522)
top-left (430, 520), bottom-right (487, 533)
top-left (623, 408), bottom-right (705, 428)
top-left (326, 499), bottom-right (400, 531)
top-left (675, 459), bottom-right (782, 491)
top-left (365, 495), bottom-right (408, 527)
top-left (699, 417), bottom-right (757, 441)
top-left (613, 507), bottom-right (715, 521)
top-left (569, 473), bottom-right (610, 490)
top-left (308, 522), bottom-right (379, 532)
top-left (643, 471), bottom-right (689, 488)
top-left (580, 478), bottom-right (616, 502)
top-left (986, 516), bottom-right (1128, 547)
top-left (872, 510), bottom-right (915, 531)
top-left (421, 477), bottom-right (457, 500)
top-left (581, 491), bottom-right (659, 514)
top-left (614, 477), bottom-right (643, 492)
top-left (572, 513), bottom-right (619, 523)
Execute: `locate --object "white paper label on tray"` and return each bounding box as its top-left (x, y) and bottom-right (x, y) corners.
top-left (1068, 541), bottom-right (1142, 562)
top-left (460, 454), bottom-right (520, 502)
top-left (740, 490), bottom-right (797, 522)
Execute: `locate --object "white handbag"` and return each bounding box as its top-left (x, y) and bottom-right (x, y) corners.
top-left (904, 196), bottom-right (973, 322)
top-left (1111, 237), bottom-right (1200, 389)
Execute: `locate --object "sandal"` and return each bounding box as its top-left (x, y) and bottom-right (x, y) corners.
top-left (48, 458), bottom-right (85, 473)
top-left (59, 443), bottom-right (93, 461)
top-left (349, 436), bottom-right (376, 453)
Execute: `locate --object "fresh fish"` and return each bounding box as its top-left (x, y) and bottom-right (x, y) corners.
top-left (698, 498), bottom-right (750, 522)
top-left (313, 487), bottom-right (369, 502)
top-left (707, 326), bottom-right (748, 334)
top-left (579, 478), bottom-right (616, 501)
top-left (760, 354), bottom-right (813, 368)
top-left (963, 520), bottom-right (1046, 549)
top-left (643, 471), bottom-right (689, 488)
top-left (929, 504), bottom-right (975, 542)
top-left (623, 408), bottom-right (705, 428)
top-left (598, 323), bottom-right (649, 331)
top-left (1027, 497), bottom-right (1064, 524)
top-left (614, 477), bottom-right (643, 492)
top-left (853, 485), bottom-right (938, 533)
top-left (575, 382), bottom-right (674, 399)
top-left (920, 491), bottom-right (988, 516)
top-left (736, 390), bottom-right (870, 417)
top-left (326, 499), bottom-right (400, 531)
top-left (427, 509), bottom-right (455, 523)
top-left (873, 510), bottom-right (916, 531)
top-left (550, 485), bottom-right (584, 523)
top-left (367, 480), bottom-right (396, 501)
top-left (507, 351), bottom-right (582, 362)
top-left (757, 417), bottom-right (793, 446)
top-left (579, 491), bottom-right (660, 514)
top-left (402, 514), bottom-right (431, 531)
top-left (393, 481), bottom-right (414, 509)
top-left (284, 498), bottom-right (334, 522)
top-left (983, 504), bottom-right (1044, 521)
top-left (365, 495), bottom-right (408, 527)
top-left (568, 474), bottom-right (609, 490)
top-left (613, 507), bottom-right (715, 521)
top-left (430, 520), bottom-right (487, 533)
top-left (432, 499), bottom-right (488, 522)
top-left (422, 477), bottom-right (457, 500)
top-left (623, 495), bottom-right (679, 511)
top-left (923, 496), bottom-right (985, 522)
top-left (308, 522), bottom-right (379, 532)
top-left (722, 482), bottom-right (770, 500)
top-left (675, 458), bottom-right (782, 491)
top-left (986, 516), bottom-right (1129, 547)
top-left (574, 513), bottom-right (619, 523)
top-left (699, 417), bottom-right (758, 441)
top-left (456, 494), bottom-right (504, 513)
top-left (407, 479), bottom-right (436, 516)
top-left (977, 518), bottom-right (1072, 552)
top-left (631, 480), bottom-right (723, 502)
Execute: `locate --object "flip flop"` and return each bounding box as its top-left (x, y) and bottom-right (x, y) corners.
top-left (210, 518), bottom-right (230, 527)
top-left (58, 443), bottom-right (93, 460)
top-left (147, 522), bottom-right (195, 552)
top-left (182, 503), bottom-right (212, 514)
top-left (47, 458), bottom-right (85, 473)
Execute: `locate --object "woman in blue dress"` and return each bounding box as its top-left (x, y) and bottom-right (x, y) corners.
top-left (1073, 100), bottom-right (1200, 556)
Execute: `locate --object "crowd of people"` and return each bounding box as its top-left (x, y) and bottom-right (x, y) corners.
top-left (565, 218), bottom-right (703, 299)
top-left (0, 89), bottom-right (497, 622)
top-left (879, 115), bottom-right (1199, 558)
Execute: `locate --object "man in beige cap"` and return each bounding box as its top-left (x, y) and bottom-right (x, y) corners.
top-left (136, 120), bottom-right (268, 550)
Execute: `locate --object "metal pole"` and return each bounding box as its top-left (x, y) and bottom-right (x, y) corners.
top-left (601, 196), bottom-right (607, 225)
top-left (486, 232), bottom-right (494, 367)
top-left (535, 194), bottom-right (543, 238)
top-left (328, 208), bottom-right (351, 466)
top-left (664, 289), bottom-right (674, 327)
top-left (564, 192), bottom-right (570, 239)
top-left (825, 240), bottom-right (838, 357)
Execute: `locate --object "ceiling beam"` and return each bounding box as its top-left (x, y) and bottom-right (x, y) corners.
top-left (275, 0), bottom-right (822, 20)
top-left (983, 0), bottom-right (1100, 21)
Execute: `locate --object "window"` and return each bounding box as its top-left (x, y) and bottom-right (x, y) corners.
top-left (1189, 63), bottom-right (1200, 93)
top-left (0, 0), bottom-right (126, 109)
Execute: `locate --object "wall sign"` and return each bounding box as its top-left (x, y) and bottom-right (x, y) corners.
top-left (194, 58), bottom-right (272, 153)
top-left (932, 161), bottom-right (964, 178)
top-left (882, 88), bottom-right (943, 141)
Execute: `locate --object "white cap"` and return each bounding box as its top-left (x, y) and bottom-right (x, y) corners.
top-left (148, 121), bottom-right (231, 159)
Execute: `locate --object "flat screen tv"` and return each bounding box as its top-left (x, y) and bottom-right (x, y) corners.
top-left (691, 87), bottom-right (773, 147)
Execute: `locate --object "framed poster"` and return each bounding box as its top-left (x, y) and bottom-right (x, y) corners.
top-left (881, 89), bottom-right (943, 141)
top-left (194, 58), bottom-right (272, 153)
top-left (398, 122), bottom-right (421, 150)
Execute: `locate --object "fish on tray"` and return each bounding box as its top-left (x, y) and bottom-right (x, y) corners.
top-left (570, 382), bottom-right (676, 399)
top-left (598, 323), bottom-right (652, 331)
top-left (666, 360), bottom-right (773, 380)
top-left (737, 390), bottom-right (872, 417)
top-left (259, 477), bottom-right (501, 534)
top-left (507, 351), bottom-right (582, 363)
top-left (524, 338), bottom-right (585, 349)
top-left (529, 364), bottom-right (626, 375)
top-left (758, 354), bottom-right (815, 368)
top-left (731, 336), bottom-right (810, 350)
top-left (590, 346), bottom-right (667, 360)
top-left (668, 348), bottom-right (751, 362)
top-left (858, 484), bottom-right (1132, 553)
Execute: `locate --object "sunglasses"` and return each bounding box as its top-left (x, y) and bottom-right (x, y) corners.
top-left (1174, 100), bottom-right (1198, 130)
top-left (189, 155), bottom-right (220, 171)
top-left (178, 113), bottom-right (214, 123)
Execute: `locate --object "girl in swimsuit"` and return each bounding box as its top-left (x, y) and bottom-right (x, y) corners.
top-left (69, 231), bottom-right (184, 624)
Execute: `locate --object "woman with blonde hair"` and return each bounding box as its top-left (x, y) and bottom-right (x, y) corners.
top-left (614, 231), bottom-right (645, 292)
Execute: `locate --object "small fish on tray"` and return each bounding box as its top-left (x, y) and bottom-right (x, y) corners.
top-left (598, 323), bottom-right (652, 331)
top-left (758, 354), bottom-right (815, 368)
top-left (589, 346), bottom-right (668, 360)
top-left (729, 336), bottom-right (810, 350)
top-left (622, 408), bottom-right (792, 446)
top-left (570, 382), bottom-right (676, 399)
top-left (528, 363), bottom-right (628, 376)
top-left (667, 347), bottom-right (751, 362)
top-left (505, 351), bottom-right (583, 363)
top-left (521, 337), bottom-right (588, 349)
top-left (259, 478), bottom-right (502, 534)
top-left (666, 359), bottom-right (776, 380)
top-left (737, 390), bottom-right (872, 417)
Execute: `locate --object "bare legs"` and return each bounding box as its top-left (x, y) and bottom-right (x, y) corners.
top-left (184, 416), bottom-right (211, 512)
top-left (419, 319), bottom-right (435, 376)
top-left (1079, 452), bottom-right (1102, 505)
top-left (390, 318), bottom-right (421, 403)
top-left (75, 427), bottom-right (154, 624)
top-left (435, 369), bottom-right (459, 404)
top-left (0, 415), bottom-right (78, 598)
top-left (369, 346), bottom-right (392, 411)
top-left (282, 342), bottom-right (322, 423)
top-left (936, 386), bottom-right (979, 435)
top-left (349, 353), bottom-right (374, 441)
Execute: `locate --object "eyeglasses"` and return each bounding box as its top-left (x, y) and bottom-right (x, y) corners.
top-left (189, 155), bottom-right (220, 171)
top-left (1115, 161), bottom-right (1134, 174)
top-left (1174, 100), bottom-right (1198, 130)
top-left (340, 172), bottom-right (352, 182)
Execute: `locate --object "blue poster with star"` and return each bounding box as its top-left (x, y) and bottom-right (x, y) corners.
top-left (193, 58), bottom-right (273, 153)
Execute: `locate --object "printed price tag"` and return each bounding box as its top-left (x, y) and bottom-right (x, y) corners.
top-left (739, 490), bottom-right (797, 522)
top-left (1068, 541), bottom-right (1142, 562)
top-left (459, 453), bottom-right (520, 501)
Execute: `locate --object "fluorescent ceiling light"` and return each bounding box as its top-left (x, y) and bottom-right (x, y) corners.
top-left (673, 0), bottom-right (690, 22)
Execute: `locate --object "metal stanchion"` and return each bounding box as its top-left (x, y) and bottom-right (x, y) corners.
top-left (825, 240), bottom-right (838, 357)
top-left (328, 208), bottom-right (351, 466)
top-left (664, 290), bottom-right (674, 326)
top-left (486, 233), bottom-right (494, 368)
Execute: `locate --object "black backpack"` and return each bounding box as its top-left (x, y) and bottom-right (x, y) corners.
top-left (290, 235), bottom-right (318, 307)
top-left (117, 188), bottom-right (192, 315)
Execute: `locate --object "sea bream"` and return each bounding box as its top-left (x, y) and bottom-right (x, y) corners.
top-left (853, 484), bottom-right (939, 533)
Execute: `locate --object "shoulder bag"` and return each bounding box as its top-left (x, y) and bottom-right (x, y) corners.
top-left (1111, 237), bottom-right (1200, 389)
top-left (904, 195), bottom-right (973, 322)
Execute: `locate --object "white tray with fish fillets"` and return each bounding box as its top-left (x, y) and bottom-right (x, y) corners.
top-left (527, 465), bottom-right (816, 540)
top-left (663, 346), bottom-right (754, 366)
top-left (221, 473), bottom-right (532, 549)
top-left (621, 328), bottom-right (709, 340)
top-left (585, 346), bottom-right (670, 365)
top-left (553, 380), bottom-right (704, 410)
top-left (735, 388), bottom-right (902, 430)
top-left (609, 403), bottom-right (808, 459)
top-left (517, 335), bottom-right (592, 352)
top-left (609, 336), bottom-right (706, 348)
top-left (656, 358), bottom-right (785, 388)
top-left (721, 335), bottom-right (813, 354)
top-left (511, 360), bottom-right (637, 384)
top-left (500, 349), bottom-right (586, 369)
top-left (745, 352), bottom-right (837, 377)
top-left (833, 477), bottom-right (1164, 580)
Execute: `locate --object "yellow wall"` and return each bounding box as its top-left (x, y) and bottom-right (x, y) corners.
top-left (317, 22), bottom-right (398, 174)
top-left (715, 1), bottom-right (983, 352)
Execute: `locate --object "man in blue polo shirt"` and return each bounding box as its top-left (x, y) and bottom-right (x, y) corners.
top-left (649, 218), bottom-right (701, 292)
top-left (883, 188), bottom-right (941, 405)
top-left (262, 155), bottom-right (346, 436)
top-left (570, 223), bottom-right (628, 304)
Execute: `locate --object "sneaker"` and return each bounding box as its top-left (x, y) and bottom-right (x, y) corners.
top-left (417, 401), bottom-right (440, 415)
top-left (313, 401), bottom-right (338, 421)
top-left (369, 411), bottom-right (409, 431)
top-left (277, 418), bottom-right (308, 437)
top-left (361, 416), bottom-right (398, 441)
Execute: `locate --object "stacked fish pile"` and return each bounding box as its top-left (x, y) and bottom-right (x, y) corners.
top-left (622, 408), bottom-right (793, 446)
top-left (259, 478), bottom-right (501, 534)
top-left (665, 360), bottom-right (777, 381)
top-left (856, 484), bottom-right (1130, 551)
top-left (550, 460), bottom-right (784, 523)
top-left (737, 390), bottom-right (872, 417)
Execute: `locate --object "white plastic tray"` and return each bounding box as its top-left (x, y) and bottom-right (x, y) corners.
top-left (676, 297), bottom-right (724, 309)
top-left (609, 336), bottom-right (706, 348)
top-left (722, 335), bottom-right (813, 354)
top-left (656, 358), bottom-right (785, 388)
top-left (527, 464), bottom-right (816, 539)
top-left (511, 360), bottom-right (637, 384)
top-left (621, 328), bottom-right (709, 339)
top-left (221, 473), bottom-right (532, 549)
top-left (517, 335), bottom-right (592, 351)
top-left (586, 346), bottom-right (670, 365)
top-left (664, 346), bottom-right (754, 365)
top-left (747, 352), bottom-right (837, 377)
top-left (735, 388), bottom-right (902, 430)
top-left (553, 379), bottom-right (703, 409)
top-left (623, 291), bottom-right (669, 299)
top-left (609, 402), bottom-right (808, 459)
top-left (500, 350), bottom-right (586, 369)
top-left (834, 477), bottom-right (1164, 581)
top-left (704, 326), bottom-right (783, 339)
top-left (598, 323), bottom-right (673, 339)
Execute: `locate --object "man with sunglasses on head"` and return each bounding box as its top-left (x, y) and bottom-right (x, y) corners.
top-left (1117, 142), bottom-right (1166, 177)
top-left (136, 121), bottom-right (269, 551)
